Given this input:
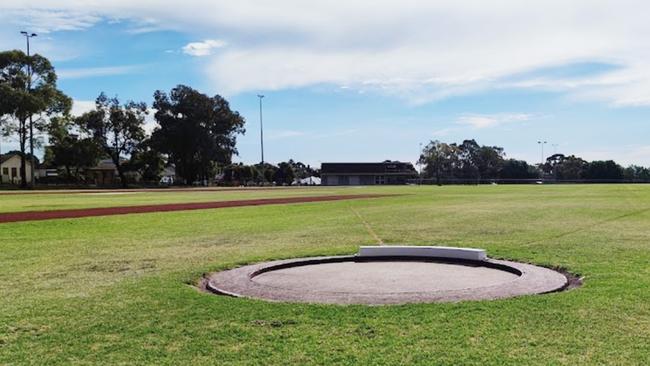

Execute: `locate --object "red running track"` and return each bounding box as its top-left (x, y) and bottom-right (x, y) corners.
top-left (0, 194), bottom-right (393, 224)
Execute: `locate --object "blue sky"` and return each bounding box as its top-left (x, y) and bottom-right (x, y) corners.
top-left (1, 1), bottom-right (649, 167)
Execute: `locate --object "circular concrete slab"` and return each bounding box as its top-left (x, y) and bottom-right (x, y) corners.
top-left (206, 256), bottom-right (568, 305)
top-left (253, 261), bottom-right (519, 293)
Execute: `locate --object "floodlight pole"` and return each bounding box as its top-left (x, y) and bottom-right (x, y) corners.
top-left (257, 94), bottom-right (265, 165)
top-left (21, 31), bottom-right (37, 188)
top-left (537, 140), bottom-right (547, 165)
top-left (418, 142), bottom-right (423, 184)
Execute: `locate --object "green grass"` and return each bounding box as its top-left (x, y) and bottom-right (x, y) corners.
top-left (1, 184), bottom-right (649, 365)
top-left (0, 187), bottom-right (357, 213)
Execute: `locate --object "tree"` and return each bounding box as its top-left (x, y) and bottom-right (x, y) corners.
top-left (126, 139), bottom-right (165, 183)
top-left (151, 85), bottom-right (246, 185)
top-left (500, 159), bottom-right (538, 179)
top-left (474, 145), bottom-right (505, 180)
top-left (554, 155), bottom-right (587, 180)
top-left (239, 165), bottom-right (257, 184)
top-left (419, 140), bottom-right (461, 184)
top-left (76, 93), bottom-right (147, 188)
top-left (285, 159), bottom-right (318, 179)
top-left (273, 162), bottom-right (296, 185)
top-left (260, 163), bottom-right (277, 184)
top-left (584, 160), bottom-right (624, 181)
top-left (624, 165), bottom-right (650, 182)
top-left (0, 50), bottom-right (71, 187)
top-left (44, 116), bottom-right (102, 182)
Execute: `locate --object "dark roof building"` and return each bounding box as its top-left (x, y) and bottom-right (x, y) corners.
top-left (321, 161), bottom-right (417, 185)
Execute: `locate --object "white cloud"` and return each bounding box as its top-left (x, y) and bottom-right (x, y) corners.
top-left (8, 8), bottom-right (101, 34)
top-left (182, 39), bottom-right (227, 57)
top-left (58, 65), bottom-right (142, 79)
top-left (456, 113), bottom-right (533, 129)
top-left (2, 1), bottom-right (650, 105)
top-left (71, 100), bottom-right (158, 135)
top-left (266, 130), bottom-right (305, 140)
top-left (430, 128), bottom-right (455, 137)
top-left (70, 100), bottom-right (95, 116)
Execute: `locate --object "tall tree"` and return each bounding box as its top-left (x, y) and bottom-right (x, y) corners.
top-left (419, 140), bottom-right (460, 185)
top-left (0, 50), bottom-right (71, 187)
top-left (457, 139), bottom-right (505, 180)
top-left (554, 155), bottom-right (587, 180)
top-left (151, 85), bottom-right (245, 184)
top-left (76, 93), bottom-right (147, 188)
top-left (44, 116), bottom-right (102, 182)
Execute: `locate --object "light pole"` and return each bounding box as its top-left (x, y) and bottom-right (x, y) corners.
top-left (537, 140), bottom-right (547, 165)
top-left (21, 31), bottom-right (37, 188)
top-left (257, 94), bottom-right (265, 165)
top-left (418, 142), bottom-right (423, 184)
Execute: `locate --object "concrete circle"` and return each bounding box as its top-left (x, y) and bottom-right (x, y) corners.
top-left (206, 256), bottom-right (568, 305)
top-left (253, 261), bottom-right (519, 293)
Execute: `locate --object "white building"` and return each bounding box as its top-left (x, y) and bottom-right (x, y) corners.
top-left (0, 153), bottom-right (34, 185)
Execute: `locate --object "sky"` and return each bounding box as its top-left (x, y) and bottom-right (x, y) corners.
top-left (1, 0), bottom-right (649, 167)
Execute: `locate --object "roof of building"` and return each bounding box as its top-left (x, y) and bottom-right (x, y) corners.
top-left (321, 161), bottom-right (417, 175)
top-left (1, 153), bottom-right (30, 165)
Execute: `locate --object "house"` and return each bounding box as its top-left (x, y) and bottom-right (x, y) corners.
top-left (320, 161), bottom-right (417, 186)
top-left (85, 159), bottom-right (119, 185)
top-left (0, 153), bottom-right (34, 185)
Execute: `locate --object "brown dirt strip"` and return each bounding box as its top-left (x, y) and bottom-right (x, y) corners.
top-left (0, 194), bottom-right (395, 224)
top-left (0, 186), bottom-right (311, 195)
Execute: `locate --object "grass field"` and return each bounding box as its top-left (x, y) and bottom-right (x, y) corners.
top-left (0, 187), bottom-right (353, 213)
top-left (1, 185), bottom-right (649, 365)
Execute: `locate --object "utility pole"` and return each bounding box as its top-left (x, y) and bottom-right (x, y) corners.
top-left (21, 31), bottom-right (37, 188)
top-left (257, 94), bottom-right (265, 165)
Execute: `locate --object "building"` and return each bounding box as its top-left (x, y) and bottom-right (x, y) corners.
top-left (85, 159), bottom-right (120, 185)
top-left (321, 161), bottom-right (417, 186)
top-left (0, 153), bottom-right (34, 185)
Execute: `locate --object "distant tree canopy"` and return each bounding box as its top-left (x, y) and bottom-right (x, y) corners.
top-left (286, 159), bottom-right (319, 179)
top-left (151, 85), bottom-right (245, 185)
top-left (543, 154), bottom-right (628, 181)
top-left (500, 159), bottom-right (538, 179)
top-left (76, 93), bottom-right (147, 188)
top-left (0, 50), bottom-right (71, 186)
top-left (126, 138), bottom-right (165, 183)
top-left (419, 139), bottom-right (508, 183)
top-left (417, 141), bottom-right (646, 183)
top-left (624, 165), bottom-right (650, 181)
top-left (220, 160), bottom-right (311, 186)
top-left (273, 162), bottom-right (295, 185)
top-left (44, 116), bottom-right (102, 181)
top-left (584, 160), bottom-right (624, 180)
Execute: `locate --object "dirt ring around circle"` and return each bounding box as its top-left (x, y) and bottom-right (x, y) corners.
top-left (203, 246), bottom-right (577, 305)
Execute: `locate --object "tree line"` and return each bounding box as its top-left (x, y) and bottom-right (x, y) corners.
top-left (419, 139), bottom-right (650, 183)
top-left (221, 160), bottom-right (320, 186)
top-left (3, 49), bottom-right (648, 188)
top-left (1, 49), bottom-right (263, 187)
